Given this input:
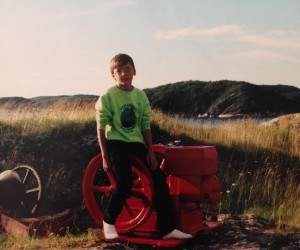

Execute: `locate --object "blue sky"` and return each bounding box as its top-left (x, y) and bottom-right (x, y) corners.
top-left (1, 0), bottom-right (300, 98)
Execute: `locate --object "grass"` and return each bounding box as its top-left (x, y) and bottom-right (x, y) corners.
top-left (0, 101), bottom-right (95, 137)
top-left (1, 105), bottom-right (300, 248)
top-left (152, 111), bottom-right (300, 158)
top-left (151, 110), bottom-right (300, 230)
top-left (0, 230), bottom-right (103, 249)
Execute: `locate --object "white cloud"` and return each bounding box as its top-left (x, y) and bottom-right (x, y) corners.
top-left (155, 24), bottom-right (242, 40)
top-left (155, 25), bottom-right (300, 50)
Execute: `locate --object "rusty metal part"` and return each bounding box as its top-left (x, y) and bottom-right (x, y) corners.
top-left (1, 209), bottom-right (76, 237)
top-left (18, 209), bottom-right (76, 236)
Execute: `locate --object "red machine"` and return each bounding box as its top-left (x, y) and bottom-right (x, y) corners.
top-left (82, 145), bottom-right (221, 247)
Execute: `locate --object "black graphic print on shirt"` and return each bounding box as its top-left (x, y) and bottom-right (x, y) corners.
top-left (120, 104), bottom-right (137, 133)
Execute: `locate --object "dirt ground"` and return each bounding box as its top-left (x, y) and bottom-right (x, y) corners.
top-left (78, 214), bottom-right (300, 250)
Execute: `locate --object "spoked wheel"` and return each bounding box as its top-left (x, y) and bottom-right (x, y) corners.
top-left (82, 154), bottom-right (155, 233)
top-left (12, 165), bottom-right (42, 217)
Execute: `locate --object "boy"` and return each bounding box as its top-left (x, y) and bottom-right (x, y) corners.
top-left (95, 53), bottom-right (192, 240)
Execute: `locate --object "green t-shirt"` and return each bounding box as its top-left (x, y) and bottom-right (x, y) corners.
top-left (95, 86), bottom-right (151, 143)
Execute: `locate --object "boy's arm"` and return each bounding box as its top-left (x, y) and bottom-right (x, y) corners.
top-left (143, 129), bottom-right (158, 171)
top-left (97, 129), bottom-right (111, 172)
top-left (95, 94), bottom-right (112, 172)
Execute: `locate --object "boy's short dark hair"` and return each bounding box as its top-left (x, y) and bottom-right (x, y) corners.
top-left (110, 54), bottom-right (135, 74)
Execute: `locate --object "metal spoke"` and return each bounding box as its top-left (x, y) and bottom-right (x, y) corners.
top-left (26, 187), bottom-right (40, 194)
top-left (22, 168), bottom-right (30, 184)
top-left (92, 185), bottom-right (112, 193)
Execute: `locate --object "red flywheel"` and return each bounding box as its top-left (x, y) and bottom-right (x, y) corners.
top-left (82, 153), bottom-right (158, 233)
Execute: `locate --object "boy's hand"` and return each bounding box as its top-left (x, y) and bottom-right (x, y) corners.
top-left (147, 150), bottom-right (158, 171)
top-left (102, 156), bottom-right (112, 172)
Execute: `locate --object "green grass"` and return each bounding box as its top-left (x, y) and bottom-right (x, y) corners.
top-left (0, 230), bottom-right (102, 249)
top-left (1, 106), bottom-right (299, 248)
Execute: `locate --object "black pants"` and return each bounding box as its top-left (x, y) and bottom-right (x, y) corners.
top-left (103, 140), bottom-right (174, 236)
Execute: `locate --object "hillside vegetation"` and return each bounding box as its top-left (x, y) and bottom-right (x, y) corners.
top-left (1, 81), bottom-right (300, 117)
top-left (0, 95), bottom-right (98, 110)
top-left (144, 80), bottom-right (300, 117)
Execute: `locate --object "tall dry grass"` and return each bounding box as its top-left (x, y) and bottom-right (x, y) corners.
top-left (152, 110), bottom-right (300, 230)
top-left (152, 110), bottom-right (300, 159)
top-left (0, 101), bottom-right (95, 137)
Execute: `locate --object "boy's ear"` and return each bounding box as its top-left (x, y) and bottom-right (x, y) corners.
top-left (111, 72), bottom-right (117, 80)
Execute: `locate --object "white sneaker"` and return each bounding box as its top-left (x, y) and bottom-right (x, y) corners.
top-left (103, 221), bottom-right (119, 240)
top-left (162, 229), bottom-right (193, 240)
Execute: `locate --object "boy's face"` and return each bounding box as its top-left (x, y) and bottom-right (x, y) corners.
top-left (112, 63), bottom-right (136, 88)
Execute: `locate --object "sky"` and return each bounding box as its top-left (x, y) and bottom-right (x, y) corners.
top-left (0, 0), bottom-right (300, 98)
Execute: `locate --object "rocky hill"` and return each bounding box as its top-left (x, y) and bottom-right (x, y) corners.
top-left (144, 80), bottom-right (300, 117)
top-left (1, 81), bottom-right (300, 117)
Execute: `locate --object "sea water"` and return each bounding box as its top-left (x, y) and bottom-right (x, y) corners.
top-left (177, 117), bottom-right (272, 125)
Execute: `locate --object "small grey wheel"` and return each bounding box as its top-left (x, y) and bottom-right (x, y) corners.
top-left (13, 165), bottom-right (42, 216)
